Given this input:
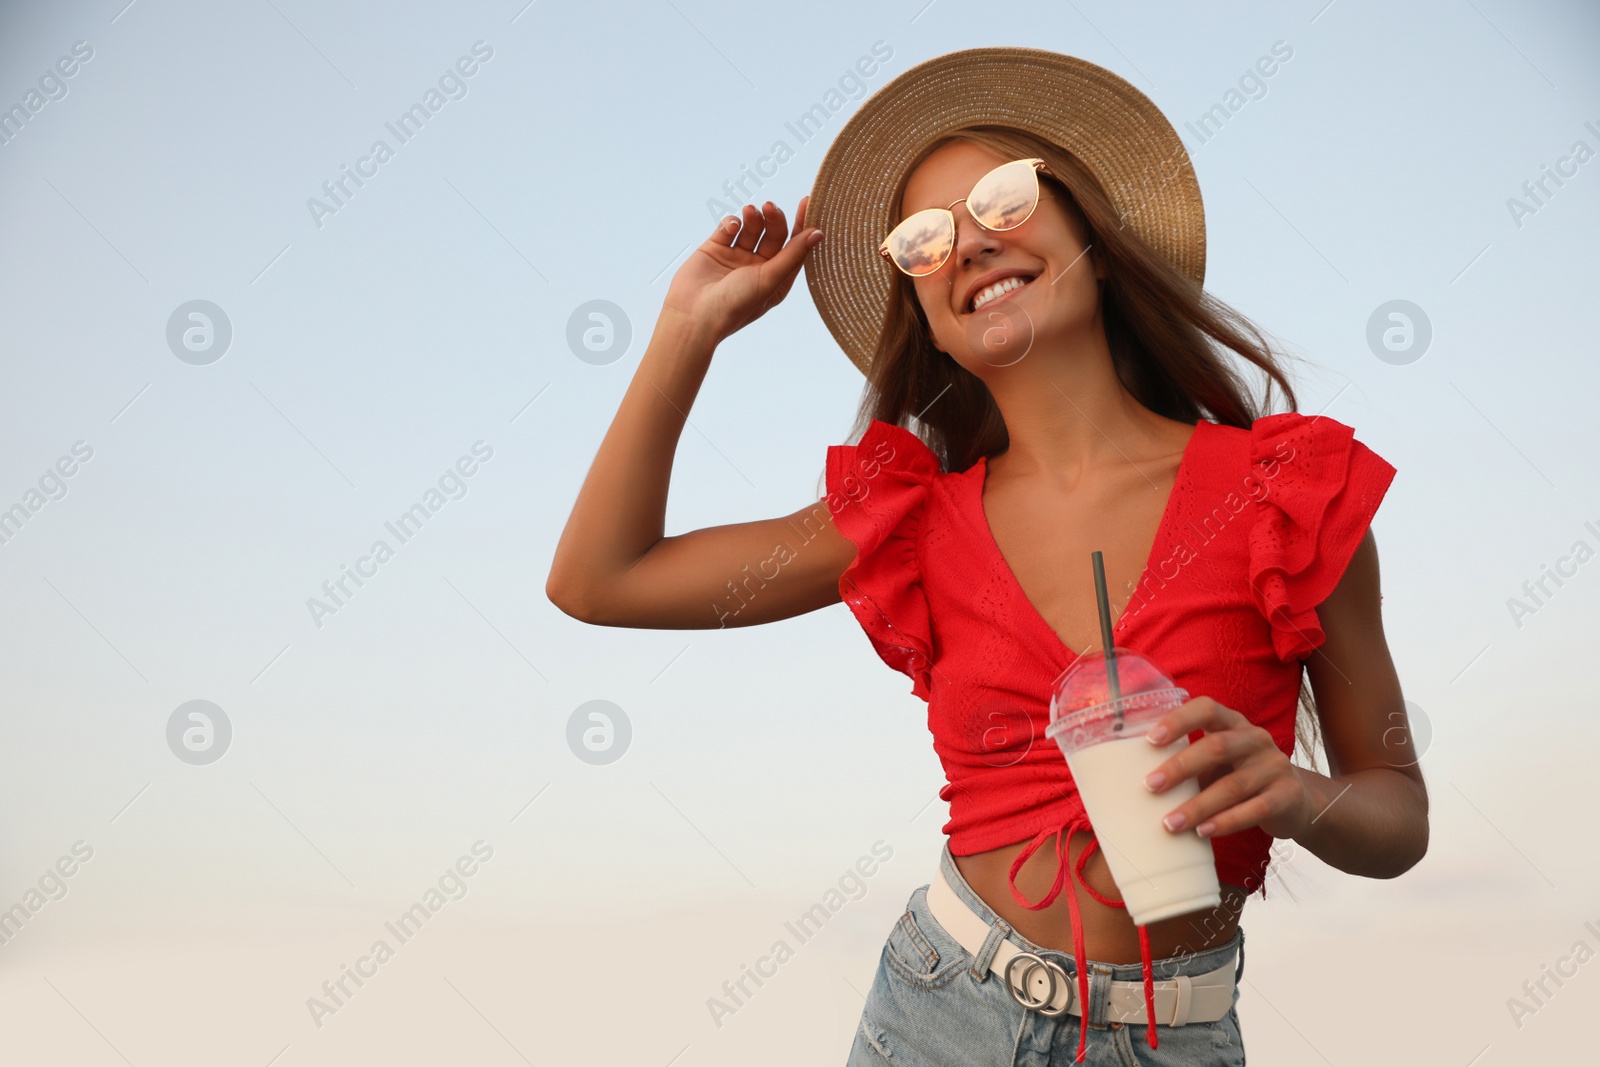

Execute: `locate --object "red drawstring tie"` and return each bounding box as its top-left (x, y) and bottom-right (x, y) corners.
top-left (1007, 813), bottom-right (1159, 1063)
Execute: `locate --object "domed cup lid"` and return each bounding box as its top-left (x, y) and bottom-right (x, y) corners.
top-left (1044, 648), bottom-right (1189, 742)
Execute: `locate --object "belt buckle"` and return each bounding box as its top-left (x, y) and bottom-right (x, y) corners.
top-left (1004, 951), bottom-right (1072, 1017)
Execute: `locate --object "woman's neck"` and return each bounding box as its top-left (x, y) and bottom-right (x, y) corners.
top-left (983, 336), bottom-right (1185, 485)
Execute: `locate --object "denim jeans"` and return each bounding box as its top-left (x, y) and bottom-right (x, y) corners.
top-left (847, 844), bottom-right (1246, 1066)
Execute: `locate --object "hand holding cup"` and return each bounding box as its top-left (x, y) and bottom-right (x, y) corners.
top-left (1141, 696), bottom-right (1314, 842)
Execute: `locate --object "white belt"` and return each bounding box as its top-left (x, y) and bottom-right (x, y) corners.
top-left (924, 865), bottom-right (1236, 1026)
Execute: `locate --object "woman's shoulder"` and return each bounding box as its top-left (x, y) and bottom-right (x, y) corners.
top-left (823, 418), bottom-right (940, 701)
top-left (824, 418), bottom-right (947, 516)
top-left (1192, 410), bottom-right (1395, 485)
top-left (1198, 411), bottom-right (1398, 662)
top-left (824, 418), bottom-right (945, 555)
top-left (828, 418), bottom-right (943, 476)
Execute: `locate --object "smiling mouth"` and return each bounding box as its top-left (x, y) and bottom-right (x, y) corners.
top-left (966, 274), bottom-right (1039, 315)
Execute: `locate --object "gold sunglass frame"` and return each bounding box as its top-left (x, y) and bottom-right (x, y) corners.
top-left (877, 157), bottom-right (1057, 277)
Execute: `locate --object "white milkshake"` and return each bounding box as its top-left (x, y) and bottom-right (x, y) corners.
top-left (1065, 732), bottom-right (1222, 924)
top-left (1045, 648), bottom-right (1222, 925)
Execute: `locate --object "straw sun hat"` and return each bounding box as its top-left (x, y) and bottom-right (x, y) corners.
top-left (805, 47), bottom-right (1207, 377)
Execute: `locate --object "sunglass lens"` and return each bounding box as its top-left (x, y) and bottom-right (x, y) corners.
top-left (969, 160), bottom-right (1040, 231)
top-left (885, 208), bottom-right (954, 276)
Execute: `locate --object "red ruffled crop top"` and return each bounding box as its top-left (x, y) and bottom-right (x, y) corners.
top-left (824, 411), bottom-right (1395, 1060)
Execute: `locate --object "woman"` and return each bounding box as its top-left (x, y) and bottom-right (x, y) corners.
top-left (547, 48), bottom-right (1428, 1067)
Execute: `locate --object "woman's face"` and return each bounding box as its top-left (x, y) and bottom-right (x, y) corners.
top-left (898, 141), bottom-right (1104, 372)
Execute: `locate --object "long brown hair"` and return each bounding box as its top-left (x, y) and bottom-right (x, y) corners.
top-left (837, 123), bottom-right (1328, 777)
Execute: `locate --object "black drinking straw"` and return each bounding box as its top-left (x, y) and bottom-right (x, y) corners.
top-left (1091, 551), bottom-right (1123, 723)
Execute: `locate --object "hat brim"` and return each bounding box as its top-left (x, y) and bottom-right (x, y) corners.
top-left (805, 47), bottom-right (1206, 378)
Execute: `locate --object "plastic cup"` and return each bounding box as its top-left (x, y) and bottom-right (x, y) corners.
top-left (1044, 648), bottom-right (1222, 925)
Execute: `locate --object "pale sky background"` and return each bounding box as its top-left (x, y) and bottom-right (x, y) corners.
top-left (1, 1), bottom-right (1597, 1064)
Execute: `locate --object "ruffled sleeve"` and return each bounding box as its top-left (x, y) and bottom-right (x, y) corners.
top-left (825, 419), bottom-right (941, 701)
top-left (1247, 412), bottom-right (1397, 662)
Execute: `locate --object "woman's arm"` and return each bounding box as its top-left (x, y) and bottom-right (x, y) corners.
top-left (546, 200), bottom-right (851, 629)
top-left (1290, 529), bottom-right (1429, 877)
top-left (1140, 530), bottom-right (1430, 879)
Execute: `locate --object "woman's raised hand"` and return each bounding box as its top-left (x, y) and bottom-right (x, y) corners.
top-left (661, 197), bottom-right (822, 346)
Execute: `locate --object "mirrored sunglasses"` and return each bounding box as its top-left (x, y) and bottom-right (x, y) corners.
top-left (878, 157), bottom-right (1055, 277)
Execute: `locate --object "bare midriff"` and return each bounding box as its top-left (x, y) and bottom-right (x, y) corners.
top-left (953, 828), bottom-right (1246, 964)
